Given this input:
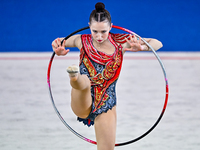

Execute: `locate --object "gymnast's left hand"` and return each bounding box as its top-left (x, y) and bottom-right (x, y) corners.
top-left (124, 34), bottom-right (143, 52)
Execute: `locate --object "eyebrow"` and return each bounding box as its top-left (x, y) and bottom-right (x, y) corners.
top-left (92, 29), bottom-right (107, 32)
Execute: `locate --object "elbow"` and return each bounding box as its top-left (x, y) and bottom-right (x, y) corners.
top-left (154, 40), bottom-right (163, 51)
top-left (159, 41), bottom-right (163, 48)
top-left (159, 41), bottom-right (163, 49)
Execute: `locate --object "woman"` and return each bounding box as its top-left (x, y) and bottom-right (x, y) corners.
top-left (52, 2), bottom-right (163, 150)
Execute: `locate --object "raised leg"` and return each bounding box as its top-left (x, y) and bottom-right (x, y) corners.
top-left (67, 65), bottom-right (92, 119)
top-left (68, 65), bottom-right (117, 150)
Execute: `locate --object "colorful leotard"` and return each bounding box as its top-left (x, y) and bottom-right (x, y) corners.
top-left (77, 33), bottom-right (130, 127)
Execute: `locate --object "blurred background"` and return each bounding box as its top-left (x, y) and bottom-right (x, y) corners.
top-left (1, 1), bottom-right (200, 150)
top-left (1, 0), bottom-right (200, 52)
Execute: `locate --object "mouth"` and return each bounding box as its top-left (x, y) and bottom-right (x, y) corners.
top-left (97, 40), bottom-right (102, 43)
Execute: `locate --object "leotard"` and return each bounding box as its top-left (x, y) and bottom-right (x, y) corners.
top-left (78, 33), bottom-right (129, 126)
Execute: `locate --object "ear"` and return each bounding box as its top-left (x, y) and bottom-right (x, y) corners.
top-left (88, 22), bottom-right (91, 27)
top-left (110, 23), bottom-right (113, 31)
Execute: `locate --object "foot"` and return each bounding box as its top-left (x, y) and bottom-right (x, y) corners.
top-left (66, 65), bottom-right (79, 81)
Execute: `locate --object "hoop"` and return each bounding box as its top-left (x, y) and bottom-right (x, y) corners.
top-left (47, 25), bottom-right (169, 146)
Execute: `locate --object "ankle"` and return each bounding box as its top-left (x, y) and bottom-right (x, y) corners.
top-left (67, 65), bottom-right (79, 81)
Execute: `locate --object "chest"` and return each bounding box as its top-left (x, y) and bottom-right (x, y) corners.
top-left (93, 40), bottom-right (117, 55)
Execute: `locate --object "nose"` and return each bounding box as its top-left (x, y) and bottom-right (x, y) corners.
top-left (97, 33), bottom-right (102, 39)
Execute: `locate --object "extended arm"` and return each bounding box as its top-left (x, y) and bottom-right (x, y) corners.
top-left (123, 34), bottom-right (163, 53)
top-left (51, 34), bottom-right (82, 56)
top-left (142, 38), bottom-right (163, 51)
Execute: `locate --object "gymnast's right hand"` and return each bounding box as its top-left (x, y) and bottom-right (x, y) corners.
top-left (52, 38), bottom-right (69, 56)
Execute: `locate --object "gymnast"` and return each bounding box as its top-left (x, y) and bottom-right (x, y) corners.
top-left (52, 2), bottom-right (163, 150)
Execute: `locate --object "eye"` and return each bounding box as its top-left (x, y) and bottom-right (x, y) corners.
top-left (102, 30), bottom-right (107, 33)
top-left (93, 30), bottom-right (97, 33)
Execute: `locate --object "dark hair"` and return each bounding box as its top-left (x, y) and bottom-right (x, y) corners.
top-left (89, 2), bottom-right (111, 25)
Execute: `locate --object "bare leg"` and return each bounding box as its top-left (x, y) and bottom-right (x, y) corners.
top-left (94, 106), bottom-right (117, 150)
top-left (67, 66), bottom-right (92, 118)
top-left (68, 66), bottom-right (117, 150)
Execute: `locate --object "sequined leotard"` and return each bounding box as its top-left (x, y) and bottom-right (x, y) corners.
top-left (77, 33), bottom-right (129, 126)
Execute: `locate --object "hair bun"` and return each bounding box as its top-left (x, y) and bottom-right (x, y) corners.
top-left (95, 2), bottom-right (105, 12)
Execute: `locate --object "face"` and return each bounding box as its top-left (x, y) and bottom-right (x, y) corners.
top-left (89, 20), bottom-right (112, 44)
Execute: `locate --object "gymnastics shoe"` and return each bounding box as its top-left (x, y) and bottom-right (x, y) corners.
top-left (66, 65), bottom-right (79, 77)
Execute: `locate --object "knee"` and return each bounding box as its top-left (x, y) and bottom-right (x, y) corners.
top-left (70, 74), bottom-right (90, 90)
top-left (71, 109), bottom-right (90, 119)
top-left (71, 102), bottom-right (92, 119)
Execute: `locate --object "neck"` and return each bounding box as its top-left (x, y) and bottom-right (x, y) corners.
top-left (91, 33), bottom-right (110, 49)
top-left (95, 42), bottom-right (102, 49)
top-left (93, 39), bottom-right (108, 49)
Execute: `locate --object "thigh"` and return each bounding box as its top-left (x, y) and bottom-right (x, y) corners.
top-left (94, 106), bottom-right (117, 150)
top-left (71, 75), bottom-right (92, 118)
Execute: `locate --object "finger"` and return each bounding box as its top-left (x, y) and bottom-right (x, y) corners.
top-left (139, 37), bottom-right (141, 44)
top-left (124, 47), bottom-right (138, 52)
top-left (130, 34), bottom-right (134, 42)
top-left (57, 38), bottom-right (61, 47)
top-left (55, 39), bottom-right (59, 47)
top-left (133, 35), bottom-right (138, 43)
top-left (124, 48), bottom-right (132, 51)
top-left (51, 41), bottom-right (56, 48)
top-left (61, 40), bottom-right (66, 47)
top-left (63, 49), bottom-right (70, 55)
top-left (125, 37), bottom-right (131, 45)
top-left (66, 49), bottom-right (70, 53)
top-left (52, 44), bottom-right (57, 49)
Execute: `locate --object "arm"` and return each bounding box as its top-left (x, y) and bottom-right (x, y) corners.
top-left (142, 38), bottom-right (163, 51)
top-left (123, 34), bottom-right (163, 53)
top-left (51, 34), bottom-right (82, 56)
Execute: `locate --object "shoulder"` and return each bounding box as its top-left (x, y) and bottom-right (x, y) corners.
top-left (73, 34), bottom-right (82, 41)
top-left (72, 34), bottom-right (82, 49)
top-left (76, 34), bottom-right (93, 49)
top-left (68, 34), bottom-right (82, 44)
top-left (81, 34), bottom-right (92, 40)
